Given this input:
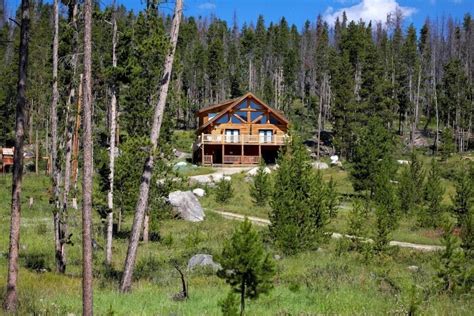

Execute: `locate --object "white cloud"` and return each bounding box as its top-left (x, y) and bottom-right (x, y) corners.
top-left (198, 2), bottom-right (216, 10)
top-left (324, 0), bottom-right (417, 25)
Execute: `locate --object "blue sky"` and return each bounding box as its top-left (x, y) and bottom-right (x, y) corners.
top-left (5, 0), bottom-right (473, 29)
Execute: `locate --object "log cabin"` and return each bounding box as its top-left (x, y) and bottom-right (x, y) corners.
top-left (193, 92), bottom-right (290, 165)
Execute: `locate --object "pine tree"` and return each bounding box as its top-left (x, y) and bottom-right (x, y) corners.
top-left (452, 169), bottom-right (473, 225)
top-left (215, 178), bottom-right (234, 204)
top-left (350, 118), bottom-right (397, 196)
top-left (326, 177), bottom-right (339, 218)
top-left (440, 128), bottom-right (455, 161)
top-left (398, 152), bottom-right (425, 215)
top-left (434, 218), bottom-right (471, 294)
top-left (250, 161), bottom-right (271, 207)
top-left (420, 159), bottom-right (445, 228)
top-left (347, 198), bottom-right (370, 251)
top-left (217, 219), bottom-right (275, 315)
top-left (269, 136), bottom-right (329, 254)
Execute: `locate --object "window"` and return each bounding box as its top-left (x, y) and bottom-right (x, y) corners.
top-left (259, 130), bottom-right (273, 143)
top-left (236, 111), bottom-right (247, 121)
top-left (269, 114), bottom-right (280, 125)
top-left (231, 115), bottom-right (241, 123)
top-left (217, 114), bottom-right (229, 124)
top-left (225, 129), bottom-right (240, 143)
top-left (237, 101), bottom-right (247, 109)
top-left (250, 100), bottom-right (262, 110)
top-left (251, 111), bottom-right (263, 121)
top-left (208, 113), bottom-right (217, 120)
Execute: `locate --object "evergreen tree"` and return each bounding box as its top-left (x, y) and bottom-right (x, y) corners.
top-left (440, 127), bottom-right (455, 161)
top-left (269, 136), bottom-right (329, 254)
top-left (215, 178), bottom-right (234, 204)
top-left (350, 118), bottom-right (397, 195)
top-left (217, 219), bottom-right (275, 315)
top-left (452, 169), bottom-right (473, 225)
top-left (347, 198), bottom-right (370, 251)
top-left (250, 161), bottom-right (271, 207)
top-left (420, 159), bottom-right (445, 228)
top-left (434, 218), bottom-right (472, 295)
top-left (326, 177), bottom-right (339, 218)
top-left (398, 152), bottom-right (425, 215)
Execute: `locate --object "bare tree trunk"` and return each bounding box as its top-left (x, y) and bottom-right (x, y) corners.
top-left (72, 74), bottom-right (83, 210)
top-left (434, 76), bottom-right (439, 154)
top-left (35, 130), bottom-right (39, 174)
top-left (2, 0), bottom-right (29, 312)
top-left (316, 74), bottom-right (326, 161)
top-left (120, 0), bottom-right (183, 293)
top-left (106, 5), bottom-right (118, 266)
top-left (50, 0), bottom-right (66, 274)
top-left (143, 212), bottom-right (149, 243)
top-left (82, 0), bottom-right (94, 314)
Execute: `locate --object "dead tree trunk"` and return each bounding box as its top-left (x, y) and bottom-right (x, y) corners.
top-left (82, 0), bottom-right (94, 314)
top-left (2, 0), bottom-right (29, 312)
top-left (71, 74), bottom-right (83, 210)
top-left (106, 5), bottom-right (118, 266)
top-left (50, 0), bottom-right (66, 274)
top-left (120, 0), bottom-right (183, 293)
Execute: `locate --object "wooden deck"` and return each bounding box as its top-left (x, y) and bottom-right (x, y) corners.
top-left (196, 133), bottom-right (289, 146)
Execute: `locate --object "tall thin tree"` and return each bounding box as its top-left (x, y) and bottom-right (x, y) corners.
top-left (82, 0), bottom-right (94, 314)
top-left (51, 0), bottom-right (66, 274)
top-left (120, 0), bottom-right (183, 292)
top-left (2, 0), bottom-right (30, 312)
top-left (106, 2), bottom-right (118, 266)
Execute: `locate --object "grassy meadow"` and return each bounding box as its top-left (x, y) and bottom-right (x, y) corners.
top-left (0, 153), bottom-right (472, 315)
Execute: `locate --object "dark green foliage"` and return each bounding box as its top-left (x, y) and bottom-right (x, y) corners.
top-left (451, 169), bottom-right (473, 225)
top-left (326, 177), bottom-right (339, 218)
top-left (250, 162), bottom-right (271, 207)
top-left (398, 152), bottom-right (425, 215)
top-left (219, 291), bottom-right (239, 316)
top-left (217, 219), bottom-right (275, 315)
top-left (434, 219), bottom-right (473, 295)
top-left (440, 128), bottom-right (455, 161)
top-left (215, 179), bottom-right (234, 204)
top-left (347, 198), bottom-right (370, 251)
top-left (419, 159), bottom-right (445, 228)
top-left (269, 136), bottom-right (330, 254)
top-left (24, 252), bottom-right (50, 273)
top-left (350, 118), bottom-right (397, 195)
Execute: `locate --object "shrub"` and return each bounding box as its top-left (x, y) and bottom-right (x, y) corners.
top-left (215, 178), bottom-right (233, 203)
top-left (217, 219), bottom-right (275, 315)
top-left (134, 255), bottom-right (162, 281)
top-left (250, 162), bottom-right (271, 206)
top-left (219, 291), bottom-right (239, 316)
top-left (35, 222), bottom-right (48, 235)
top-left (24, 252), bottom-right (50, 272)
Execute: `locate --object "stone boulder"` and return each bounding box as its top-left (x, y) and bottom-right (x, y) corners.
top-left (168, 191), bottom-right (205, 222)
top-left (187, 254), bottom-right (221, 272)
top-left (247, 166), bottom-right (272, 176)
top-left (192, 188), bottom-right (206, 197)
top-left (312, 161), bottom-right (329, 170)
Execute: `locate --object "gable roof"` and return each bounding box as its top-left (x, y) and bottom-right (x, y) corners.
top-left (197, 92), bottom-right (289, 134)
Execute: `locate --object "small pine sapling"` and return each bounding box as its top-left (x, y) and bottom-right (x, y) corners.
top-left (250, 161), bottom-right (271, 207)
top-left (215, 178), bottom-right (234, 203)
top-left (219, 291), bottom-right (239, 316)
top-left (398, 152), bottom-right (425, 215)
top-left (440, 127), bottom-right (455, 161)
top-left (326, 176), bottom-right (339, 218)
top-left (420, 159), bottom-right (445, 228)
top-left (451, 170), bottom-right (473, 226)
top-left (217, 219), bottom-right (275, 315)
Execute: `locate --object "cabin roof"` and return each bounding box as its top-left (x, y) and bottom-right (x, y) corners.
top-left (196, 92), bottom-right (289, 134)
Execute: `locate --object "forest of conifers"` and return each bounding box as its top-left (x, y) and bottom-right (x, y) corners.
top-left (0, 0), bottom-right (472, 157)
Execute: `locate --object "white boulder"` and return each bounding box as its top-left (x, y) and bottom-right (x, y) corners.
top-left (312, 161), bottom-right (329, 170)
top-left (168, 191), bottom-right (205, 222)
top-left (192, 188), bottom-right (206, 197)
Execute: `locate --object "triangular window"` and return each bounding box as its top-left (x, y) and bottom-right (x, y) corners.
top-left (249, 100), bottom-right (262, 110)
top-left (269, 114), bottom-right (280, 125)
top-left (217, 114), bottom-right (229, 124)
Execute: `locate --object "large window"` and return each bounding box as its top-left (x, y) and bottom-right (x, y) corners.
top-left (259, 130), bottom-right (273, 143)
top-left (225, 129), bottom-right (240, 143)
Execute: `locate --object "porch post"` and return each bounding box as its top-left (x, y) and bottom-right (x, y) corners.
top-left (222, 144), bottom-right (224, 165)
top-left (241, 135), bottom-right (244, 164)
top-left (201, 133), bottom-right (204, 165)
top-left (258, 144), bottom-right (261, 163)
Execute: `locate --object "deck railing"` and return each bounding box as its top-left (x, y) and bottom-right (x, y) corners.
top-left (197, 134), bottom-right (289, 145)
top-left (223, 155), bottom-right (260, 165)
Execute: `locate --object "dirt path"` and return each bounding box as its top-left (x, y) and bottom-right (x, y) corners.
top-left (189, 167), bottom-right (252, 184)
top-left (208, 209), bottom-right (445, 252)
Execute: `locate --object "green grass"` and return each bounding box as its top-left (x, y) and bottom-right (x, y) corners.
top-left (172, 130), bottom-right (195, 153)
top-left (0, 171), bottom-right (472, 315)
top-left (177, 166), bottom-right (215, 177)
